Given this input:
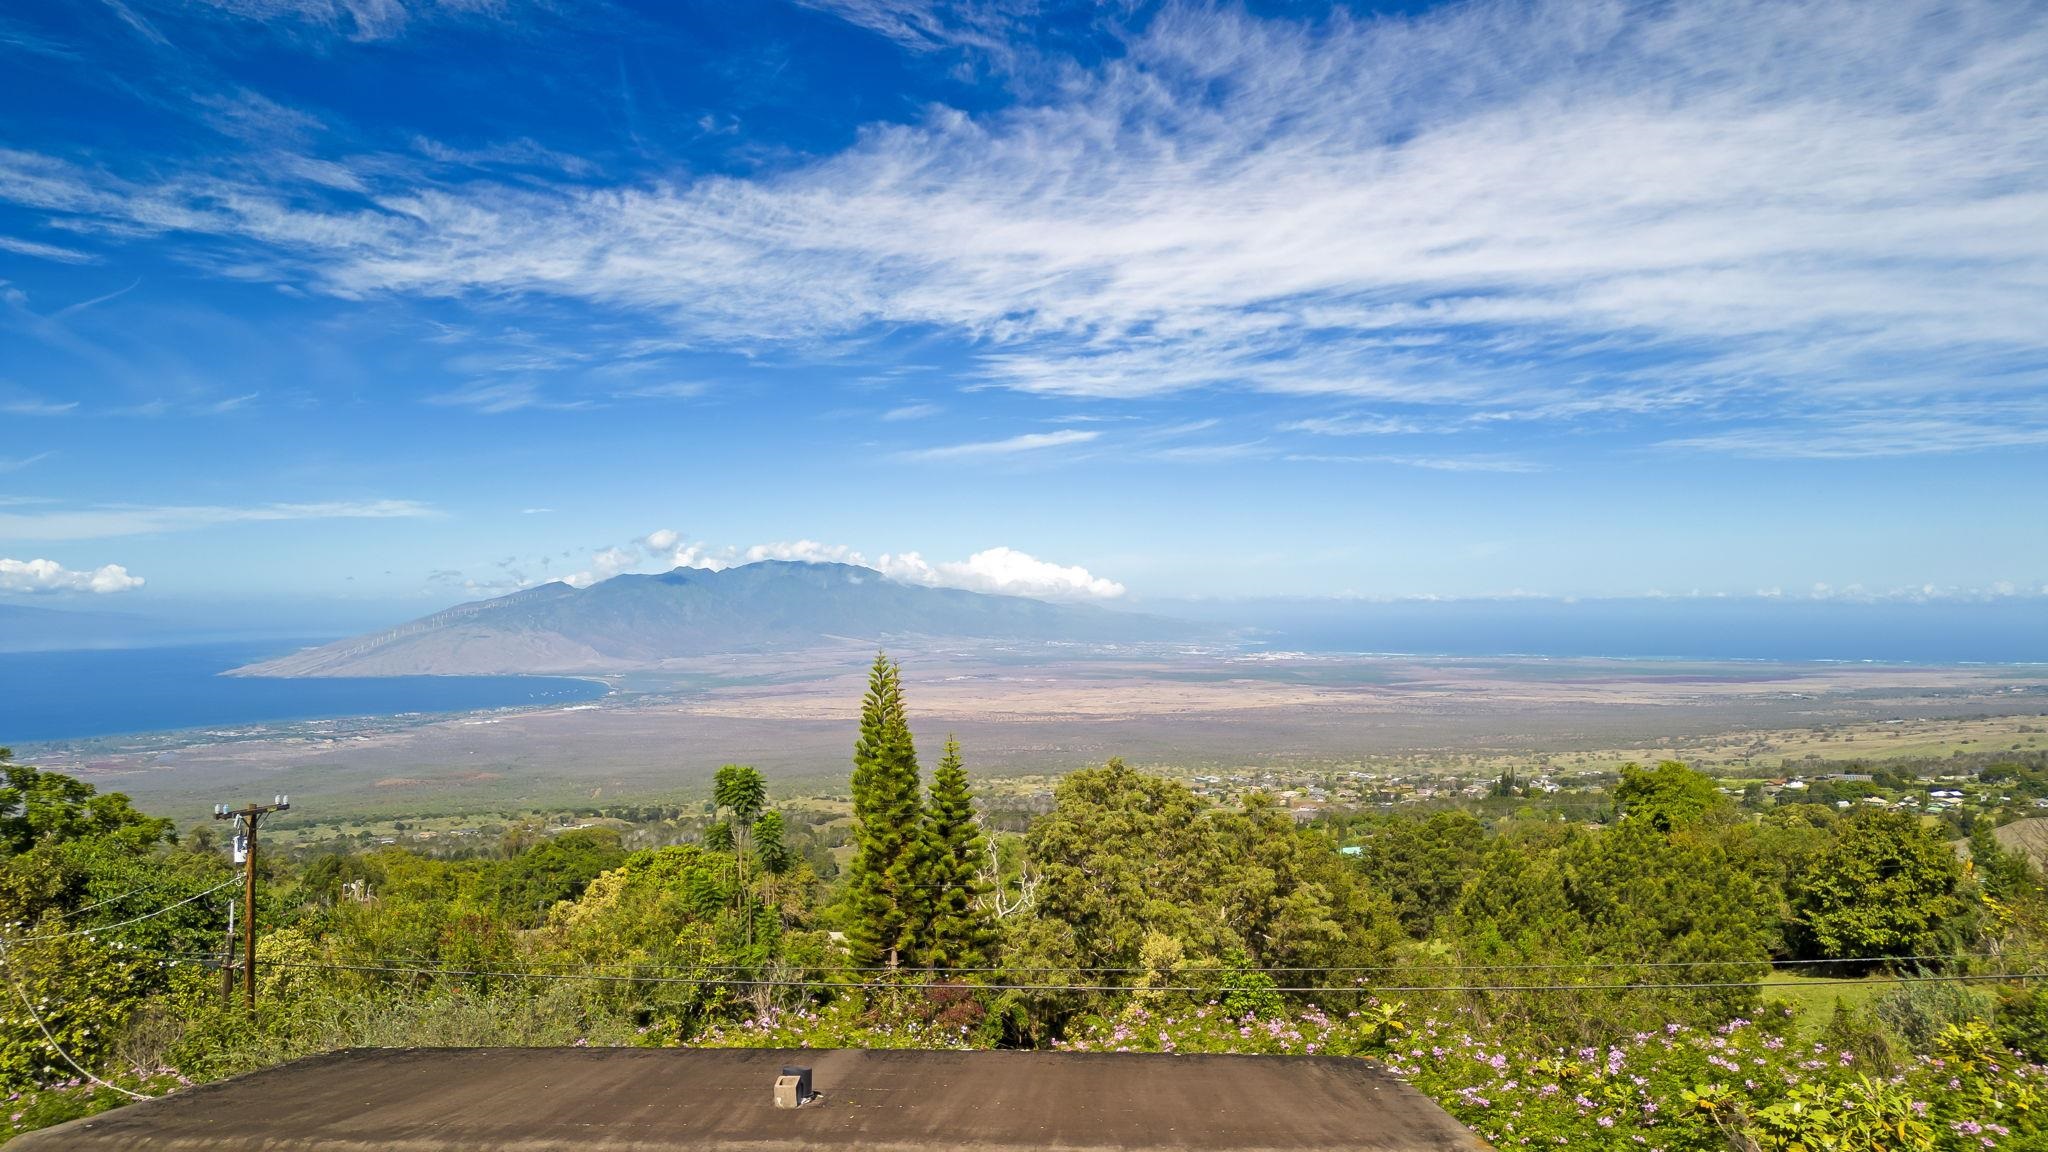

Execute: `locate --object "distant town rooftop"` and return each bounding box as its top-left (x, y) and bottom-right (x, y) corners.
top-left (23, 1047), bottom-right (1489, 1152)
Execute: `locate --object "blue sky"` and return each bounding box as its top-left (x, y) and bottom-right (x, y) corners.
top-left (1, 0), bottom-right (2044, 621)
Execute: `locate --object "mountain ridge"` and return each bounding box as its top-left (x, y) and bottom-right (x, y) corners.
top-left (230, 561), bottom-right (1223, 676)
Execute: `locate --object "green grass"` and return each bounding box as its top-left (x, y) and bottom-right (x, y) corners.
top-left (1764, 972), bottom-right (1889, 1033)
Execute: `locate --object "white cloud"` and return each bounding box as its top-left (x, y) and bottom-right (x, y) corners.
top-left (0, 557), bottom-right (145, 594)
top-left (882, 403), bottom-right (942, 421)
top-left (560, 531), bottom-right (1124, 599)
top-left (743, 539), bottom-right (866, 565)
top-left (561, 546), bottom-right (638, 588)
top-left (667, 543), bottom-right (730, 572)
top-left (877, 546), bottom-right (1125, 600)
top-left (7, 0), bottom-right (2046, 453)
top-left (0, 499), bottom-right (436, 541)
top-left (899, 429), bottom-right (1097, 461)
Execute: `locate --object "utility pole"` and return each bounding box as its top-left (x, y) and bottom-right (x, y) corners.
top-left (220, 898), bottom-right (237, 1005)
top-left (214, 796), bottom-right (289, 1009)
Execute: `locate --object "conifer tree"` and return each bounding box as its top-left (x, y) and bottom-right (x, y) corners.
top-left (918, 735), bottom-right (996, 970)
top-left (845, 653), bottom-right (927, 967)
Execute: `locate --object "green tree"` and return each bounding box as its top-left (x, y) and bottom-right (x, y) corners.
top-left (0, 749), bottom-right (173, 857)
top-left (1354, 810), bottom-right (1486, 937)
top-left (1613, 760), bottom-right (1727, 832)
top-left (1795, 810), bottom-right (1964, 961)
top-left (844, 655), bottom-right (927, 967)
top-left (918, 737), bottom-right (995, 970)
top-left (1011, 758), bottom-right (1399, 1032)
top-left (1968, 822), bottom-right (2036, 903)
top-left (752, 810), bottom-right (793, 876)
top-left (712, 765), bottom-right (766, 879)
top-left (1452, 821), bottom-right (1774, 1037)
top-left (481, 827), bottom-right (626, 925)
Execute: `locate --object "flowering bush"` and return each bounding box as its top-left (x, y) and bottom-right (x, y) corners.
top-left (0, 1068), bottom-right (190, 1143)
top-left (693, 993), bottom-right (991, 1051)
top-left (1054, 1001), bottom-right (2047, 1151)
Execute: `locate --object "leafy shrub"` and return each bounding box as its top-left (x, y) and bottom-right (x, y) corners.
top-left (1994, 984), bottom-right (2048, 1062)
top-left (1870, 975), bottom-right (1993, 1048)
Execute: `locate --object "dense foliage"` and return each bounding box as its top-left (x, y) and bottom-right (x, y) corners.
top-left (2, 696), bottom-right (2047, 1148)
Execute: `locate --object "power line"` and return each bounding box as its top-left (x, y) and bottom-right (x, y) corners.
top-left (44, 883), bottom-right (156, 922)
top-left (144, 950), bottom-right (1979, 978)
top-left (233, 958), bottom-right (2047, 996)
top-left (14, 878), bottom-right (240, 944)
top-left (0, 936), bottom-right (153, 1101)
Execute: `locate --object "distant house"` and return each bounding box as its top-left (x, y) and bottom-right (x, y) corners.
top-left (1339, 845), bottom-right (1364, 857)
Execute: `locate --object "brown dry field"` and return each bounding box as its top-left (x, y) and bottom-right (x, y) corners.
top-left (34, 648), bottom-right (2048, 818)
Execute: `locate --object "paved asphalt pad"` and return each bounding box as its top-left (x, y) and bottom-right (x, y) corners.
top-left (19, 1047), bottom-right (1491, 1151)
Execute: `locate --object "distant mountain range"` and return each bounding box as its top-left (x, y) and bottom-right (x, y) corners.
top-left (230, 561), bottom-right (1223, 676)
top-left (0, 603), bottom-right (170, 653)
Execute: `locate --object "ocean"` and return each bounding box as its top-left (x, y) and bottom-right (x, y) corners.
top-left (1178, 597), bottom-right (2048, 664)
top-left (0, 642), bottom-right (610, 744)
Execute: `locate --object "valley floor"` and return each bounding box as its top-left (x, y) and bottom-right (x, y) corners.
top-left (22, 647), bottom-right (2048, 820)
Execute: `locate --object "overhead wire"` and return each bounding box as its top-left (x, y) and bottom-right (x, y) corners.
top-left (139, 950), bottom-right (1979, 978)
top-left (217, 957), bottom-right (2048, 997)
top-left (13, 878), bottom-right (241, 944)
top-left (0, 935), bottom-right (154, 1101)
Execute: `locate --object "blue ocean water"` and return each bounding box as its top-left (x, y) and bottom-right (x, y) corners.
top-left (1200, 598), bottom-right (2048, 664)
top-left (0, 642), bottom-right (609, 744)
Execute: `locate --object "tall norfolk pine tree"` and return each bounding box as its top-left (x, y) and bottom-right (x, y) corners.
top-left (918, 736), bottom-right (996, 969)
top-left (846, 654), bottom-right (927, 967)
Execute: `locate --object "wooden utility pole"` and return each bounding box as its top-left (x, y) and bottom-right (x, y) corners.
top-left (214, 796), bottom-right (290, 1009)
top-left (220, 898), bottom-right (237, 1005)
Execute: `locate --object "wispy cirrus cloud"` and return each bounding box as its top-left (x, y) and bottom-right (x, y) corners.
top-left (1284, 453), bottom-right (1545, 473)
top-left (0, 452), bottom-right (54, 473)
top-left (1659, 414), bottom-right (2048, 459)
top-left (793, 0), bottom-right (1040, 55)
top-left (1283, 414), bottom-right (1428, 437)
top-left (0, 396), bottom-right (78, 416)
top-left (899, 428), bottom-right (1096, 460)
top-left (424, 381), bottom-right (590, 414)
top-left (182, 0), bottom-right (514, 43)
top-left (0, 498), bottom-right (437, 541)
top-left (3, 0), bottom-right (2045, 455)
top-left (0, 235), bottom-right (96, 263)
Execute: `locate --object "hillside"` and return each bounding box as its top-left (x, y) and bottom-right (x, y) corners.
top-left (230, 561), bottom-right (1220, 676)
top-left (1992, 817), bottom-right (2048, 873)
